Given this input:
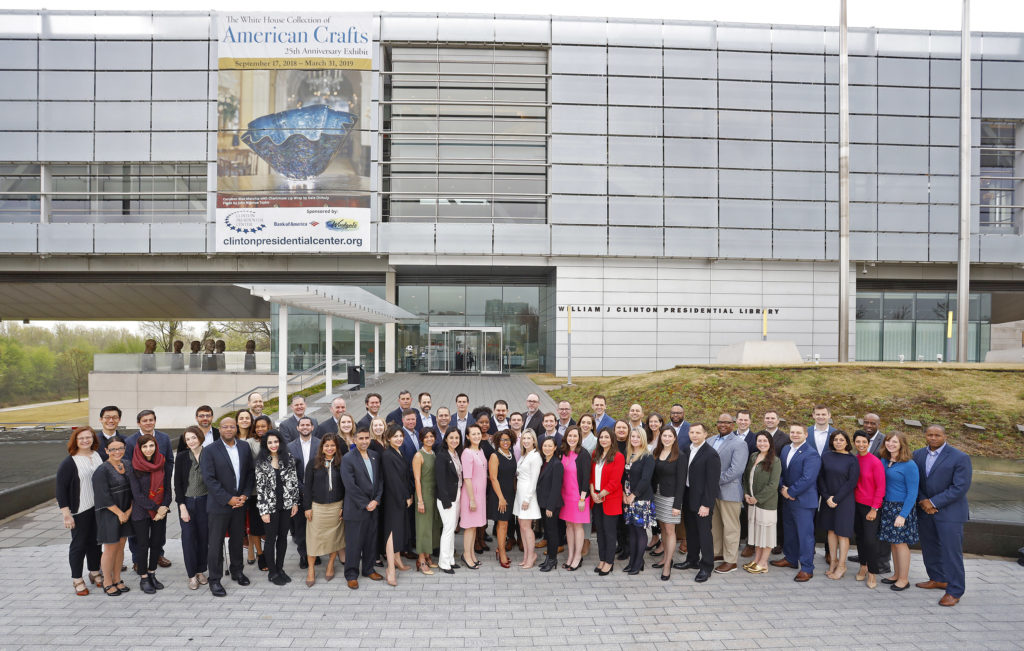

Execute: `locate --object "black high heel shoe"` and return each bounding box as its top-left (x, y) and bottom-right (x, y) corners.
top-left (568, 560), bottom-right (582, 571)
top-left (460, 554), bottom-right (479, 570)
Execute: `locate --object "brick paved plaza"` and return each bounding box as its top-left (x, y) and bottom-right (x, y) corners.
top-left (1, 500), bottom-right (1021, 650)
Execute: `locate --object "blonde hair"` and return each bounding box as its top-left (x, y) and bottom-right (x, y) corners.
top-left (519, 428), bottom-right (538, 454)
top-left (627, 435), bottom-right (651, 463)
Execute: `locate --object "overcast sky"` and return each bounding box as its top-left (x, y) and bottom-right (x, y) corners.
top-left (1, 0), bottom-right (1021, 32)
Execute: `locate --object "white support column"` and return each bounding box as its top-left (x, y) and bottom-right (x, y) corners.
top-left (325, 314), bottom-right (333, 397)
top-left (374, 325), bottom-right (380, 375)
top-left (278, 304), bottom-right (288, 421)
top-left (354, 321), bottom-right (361, 368)
top-left (385, 270), bottom-right (396, 373)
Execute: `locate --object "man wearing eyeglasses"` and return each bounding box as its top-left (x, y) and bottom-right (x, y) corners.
top-left (97, 405), bottom-right (123, 460)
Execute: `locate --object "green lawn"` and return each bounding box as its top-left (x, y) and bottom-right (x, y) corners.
top-left (544, 365), bottom-right (1024, 459)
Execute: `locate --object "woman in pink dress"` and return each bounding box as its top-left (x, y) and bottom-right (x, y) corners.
top-left (459, 424), bottom-right (487, 569)
top-left (558, 426), bottom-right (592, 571)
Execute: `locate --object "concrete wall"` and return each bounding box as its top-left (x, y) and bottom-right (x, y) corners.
top-left (555, 258), bottom-right (856, 375)
top-left (88, 371), bottom-right (278, 428)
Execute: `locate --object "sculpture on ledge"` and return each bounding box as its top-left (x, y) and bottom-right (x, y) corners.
top-left (170, 339), bottom-right (185, 370)
top-left (142, 339), bottom-right (157, 371)
top-left (189, 340), bottom-right (202, 370)
top-left (215, 339), bottom-right (227, 370)
top-left (244, 339), bottom-right (257, 370)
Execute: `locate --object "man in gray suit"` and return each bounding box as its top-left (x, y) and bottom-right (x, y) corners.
top-left (863, 413), bottom-right (886, 456)
top-left (706, 413), bottom-right (748, 574)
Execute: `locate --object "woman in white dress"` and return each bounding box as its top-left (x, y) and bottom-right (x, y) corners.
top-left (513, 429), bottom-right (542, 569)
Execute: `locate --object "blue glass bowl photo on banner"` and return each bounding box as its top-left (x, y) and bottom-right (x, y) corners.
top-left (240, 104), bottom-right (358, 180)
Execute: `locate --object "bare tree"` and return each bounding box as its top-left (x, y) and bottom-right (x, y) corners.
top-left (216, 320), bottom-right (271, 351)
top-left (139, 321), bottom-right (187, 352)
top-left (58, 347), bottom-right (92, 402)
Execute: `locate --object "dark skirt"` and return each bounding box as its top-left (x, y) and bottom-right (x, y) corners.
top-left (877, 500), bottom-right (919, 544)
top-left (246, 497), bottom-right (265, 536)
top-left (95, 508), bottom-right (131, 544)
top-left (817, 494), bottom-right (856, 538)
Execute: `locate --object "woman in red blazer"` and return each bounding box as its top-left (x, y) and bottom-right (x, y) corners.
top-left (590, 427), bottom-right (625, 576)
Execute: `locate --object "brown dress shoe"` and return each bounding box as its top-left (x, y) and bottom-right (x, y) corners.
top-left (938, 593), bottom-right (960, 607)
top-left (915, 580), bottom-right (949, 590)
top-left (714, 562), bottom-right (737, 574)
top-left (557, 546), bottom-right (565, 553)
top-left (535, 540), bottom-right (547, 549)
top-left (740, 545), bottom-right (755, 558)
top-left (770, 559), bottom-right (796, 568)
top-left (770, 546), bottom-right (782, 555)
top-left (347, 579), bottom-right (359, 590)
top-left (581, 540), bottom-right (591, 556)
top-left (157, 556), bottom-right (172, 568)
top-left (794, 571), bottom-right (813, 582)
top-left (367, 572), bottom-right (384, 581)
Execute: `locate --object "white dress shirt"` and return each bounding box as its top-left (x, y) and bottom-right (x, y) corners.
top-left (687, 441), bottom-right (704, 486)
top-left (223, 439), bottom-right (241, 492)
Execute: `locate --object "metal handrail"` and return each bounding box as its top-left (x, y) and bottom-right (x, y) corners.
top-left (219, 358), bottom-right (352, 410)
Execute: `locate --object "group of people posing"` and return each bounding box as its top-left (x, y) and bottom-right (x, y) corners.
top-left (56, 390), bottom-right (973, 607)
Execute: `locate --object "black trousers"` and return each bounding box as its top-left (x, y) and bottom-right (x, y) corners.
top-left (628, 523), bottom-right (648, 571)
top-left (542, 512), bottom-right (560, 562)
top-left (208, 508), bottom-right (246, 580)
top-left (684, 506), bottom-right (714, 571)
top-left (290, 508), bottom-right (308, 559)
top-left (616, 513), bottom-right (629, 551)
top-left (739, 503), bottom-right (749, 542)
top-left (592, 507), bottom-right (618, 564)
top-left (68, 510), bottom-right (101, 579)
top-left (776, 500), bottom-right (786, 549)
top-left (129, 517), bottom-right (167, 574)
top-left (854, 502), bottom-right (885, 574)
top-left (344, 513), bottom-right (378, 581)
top-left (264, 509), bottom-right (291, 575)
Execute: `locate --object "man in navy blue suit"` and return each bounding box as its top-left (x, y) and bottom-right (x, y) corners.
top-left (913, 424), bottom-right (972, 607)
top-left (771, 424), bottom-right (821, 581)
top-left (386, 390), bottom-right (423, 432)
top-left (200, 416), bottom-right (254, 597)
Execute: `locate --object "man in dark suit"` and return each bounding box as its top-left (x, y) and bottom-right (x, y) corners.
top-left (674, 423), bottom-right (721, 583)
top-left (913, 424), bottom-right (973, 607)
top-left (428, 407), bottom-right (457, 451)
top-left (386, 390), bottom-right (423, 432)
top-left (772, 424), bottom-right (822, 582)
top-left (287, 416), bottom-right (320, 569)
top-left (396, 408), bottom-right (423, 554)
top-left (279, 396), bottom-right (318, 443)
top-left (523, 393), bottom-right (544, 435)
top-left (452, 393), bottom-right (475, 439)
top-left (97, 405), bottom-right (123, 460)
top-left (355, 393), bottom-right (382, 432)
top-left (808, 404), bottom-right (837, 457)
top-left (314, 396), bottom-right (346, 439)
top-left (200, 416), bottom-right (254, 597)
top-left (177, 405), bottom-right (220, 452)
top-left (125, 409), bottom-right (175, 570)
top-left (341, 429), bottom-right (384, 589)
top-left (555, 401), bottom-right (576, 438)
top-left (668, 404), bottom-right (690, 439)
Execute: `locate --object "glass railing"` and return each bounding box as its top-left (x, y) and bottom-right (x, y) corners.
top-left (94, 352), bottom-right (272, 373)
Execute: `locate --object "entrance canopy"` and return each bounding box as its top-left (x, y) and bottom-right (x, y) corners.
top-left (237, 284), bottom-right (415, 324)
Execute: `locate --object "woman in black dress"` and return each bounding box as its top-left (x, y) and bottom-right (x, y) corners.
top-left (126, 433), bottom-right (171, 594)
top-left (381, 427), bottom-right (413, 586)
top-left (92, 435), bottom-right (133, 596)
top-left (487, 429), bottom-right (517, 568)
top-left (818, 430), bottom-right (860, 580)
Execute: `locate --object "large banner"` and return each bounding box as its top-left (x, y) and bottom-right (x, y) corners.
top-left (215, 12), bottom-right (373, 252)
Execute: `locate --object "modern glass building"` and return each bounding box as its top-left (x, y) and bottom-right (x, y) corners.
top-left (2, 11), bottom-right (1023, 375)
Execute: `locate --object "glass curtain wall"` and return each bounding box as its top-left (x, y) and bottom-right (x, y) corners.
top-left (381, 47), bottom-right (548, 223)
top-left (270, 286), bottom-right (386, 373)
top-left (395, 284), bottom-right (550, 372)
top-left (856, 290), bottom-right (991, 361)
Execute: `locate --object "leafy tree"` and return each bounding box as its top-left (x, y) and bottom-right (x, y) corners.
top-left (58, 347), bottom-right (93, 402)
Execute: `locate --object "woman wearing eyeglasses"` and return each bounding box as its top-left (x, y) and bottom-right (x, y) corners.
top-left (92, 435), bottom-right (133, 596)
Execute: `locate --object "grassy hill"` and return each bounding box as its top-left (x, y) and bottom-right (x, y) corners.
top-left (542, 365), bottom-right (1024, 459)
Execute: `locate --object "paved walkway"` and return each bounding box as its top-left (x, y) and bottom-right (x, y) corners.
top-left (2, 500), bottom-right (1022, 650)
top-left (0, 398), bottom-right (80, 413)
